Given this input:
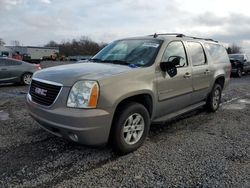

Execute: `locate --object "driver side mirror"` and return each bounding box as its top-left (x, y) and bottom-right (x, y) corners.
top-left (160, 57), bottom-right (181, 77)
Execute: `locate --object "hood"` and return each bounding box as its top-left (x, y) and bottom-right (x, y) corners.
top-left (33, 62), bottom-right (133, 86)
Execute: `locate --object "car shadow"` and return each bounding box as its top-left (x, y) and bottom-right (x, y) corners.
top-left (149, 107), bottom-right (213, 141)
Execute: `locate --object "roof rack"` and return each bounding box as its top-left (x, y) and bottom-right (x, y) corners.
top-left (149, 33), bottom-right (185, 38)
top-left (149, 33), bottom-right (218, 43)
top-left (186, 36), bottom-right (218, 43)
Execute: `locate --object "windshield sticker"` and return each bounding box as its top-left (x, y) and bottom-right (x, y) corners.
top-left (142, 43), bottom-right (159, 48)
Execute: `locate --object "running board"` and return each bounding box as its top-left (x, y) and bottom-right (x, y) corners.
top-left (152, 101), bottom-right (206, 123)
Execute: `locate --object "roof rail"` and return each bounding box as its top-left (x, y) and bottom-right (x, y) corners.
top-left (149, 33), bottom-right (185, 38)
top-left (185, 36), bottom-right (218, 43)
top-left (149, 33), bottom-right (218, 42)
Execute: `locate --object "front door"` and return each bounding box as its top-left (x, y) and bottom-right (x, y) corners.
top-left (156, 41), bottom-right (193, 117)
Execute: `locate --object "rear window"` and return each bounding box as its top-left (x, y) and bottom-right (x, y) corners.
top-left (205, 43), bottom-right (229, 63)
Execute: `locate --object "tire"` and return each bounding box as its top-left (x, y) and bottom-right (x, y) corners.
top-left (111, 102), bottom-right (150, 154)
top-left (237, 67), bottom-right (242, 78)
top-left (21, 73), bottom-right (32, 85)
top-left (206, 84), bottom-right (222, 112)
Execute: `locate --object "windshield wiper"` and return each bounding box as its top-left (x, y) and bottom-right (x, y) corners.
top-left (90, 59), bottom-right (140, 67)
top-left (104, 60), bottom-right (129, 65)
top-left (89, 58), bottom-right (103, 62)
top-left (106, 60), bottom-right (143, 68)
top-left (90, 59), bottom-right (128, 64)
top-left (105, 60), bottom-right (142, 68)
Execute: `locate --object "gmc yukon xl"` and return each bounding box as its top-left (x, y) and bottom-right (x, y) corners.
top-left (26, 34), bottom-right (231, 154)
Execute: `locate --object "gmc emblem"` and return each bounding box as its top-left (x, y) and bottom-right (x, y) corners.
top-left (35, 87), bottom-right (47, 96)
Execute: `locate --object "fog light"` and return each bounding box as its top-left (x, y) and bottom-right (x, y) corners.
top-left (68, 133), bottom-right (78, 142)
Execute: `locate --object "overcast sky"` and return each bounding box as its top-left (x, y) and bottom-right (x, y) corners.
top-left (1, 0), bottom-right (250, 53)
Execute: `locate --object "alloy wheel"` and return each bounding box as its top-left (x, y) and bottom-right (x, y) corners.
top-left (213, 89), bottom-right (220, 109)
top-left (123, 113), bottom-right (145, 145)
top-left (23, 74), bottom-right (32, 85)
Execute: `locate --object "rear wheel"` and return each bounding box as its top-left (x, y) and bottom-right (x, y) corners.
top-left (237, 67), bottom-right (242, 77)
top-left (206, 84), bottom-right (222, 112)
top-left (21, 73), bottom-right (32, 85)
top-left (111, 102), bottom-right (150, 154)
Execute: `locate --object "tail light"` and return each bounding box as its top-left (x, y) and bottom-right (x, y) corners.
top-left (35, 64), bottom-right (41, 70)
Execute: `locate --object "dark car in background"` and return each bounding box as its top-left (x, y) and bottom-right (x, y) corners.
top-left (229, 54), bottom-right (250, 77)
top-left (0, 57), bottom-right (41, 85)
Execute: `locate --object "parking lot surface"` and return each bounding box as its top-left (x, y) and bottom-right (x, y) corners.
top-left (0, 74), bottom-right (249, 187)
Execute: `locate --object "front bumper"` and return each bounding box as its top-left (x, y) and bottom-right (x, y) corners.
top-left (26, 94), bottom-right (114, 145)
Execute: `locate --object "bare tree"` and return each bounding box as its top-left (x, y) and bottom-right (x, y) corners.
top-left (227, 44), bottom-right (242, 54)
top-left (0, 38), bottom-right (5, 46)
top-left (44, 40), bottom-right (58, 47)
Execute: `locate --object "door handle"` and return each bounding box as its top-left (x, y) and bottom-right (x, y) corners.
top-left (204, 69), bottom-right (210, 74)
top-left (1, 68), bottom-right (7, 71)
top-left (184, 72), bottom-right (191, 78)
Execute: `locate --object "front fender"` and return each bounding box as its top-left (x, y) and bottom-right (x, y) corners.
top-left (114, 89), bottom-right (155, 108)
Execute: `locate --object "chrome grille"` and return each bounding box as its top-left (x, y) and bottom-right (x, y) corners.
top-left (29, 79), bottom-right (62, 106)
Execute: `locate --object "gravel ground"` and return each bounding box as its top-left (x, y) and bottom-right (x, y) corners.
top-left (0, 70), bottom-right (249, 187)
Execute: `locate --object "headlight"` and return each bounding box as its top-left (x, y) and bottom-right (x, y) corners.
top-left (67, 81), bottom-right (99, 108)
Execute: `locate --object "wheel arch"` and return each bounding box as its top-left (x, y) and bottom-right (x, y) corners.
top-left (113, 92), bottom-right (154, 119)
top-left (214, 76), bottom-right (225, 89)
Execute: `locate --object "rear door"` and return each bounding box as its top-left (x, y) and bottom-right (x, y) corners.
top-left (8, 59), bottom-right (22, 77)
top-left (187, 41), bottom-right (212, 103)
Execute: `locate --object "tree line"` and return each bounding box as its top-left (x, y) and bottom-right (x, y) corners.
top-left (44, 36), bottom-right (107, 57)
top-left (0, 37), bottom-right (244, 55)
top-left (226, 44), bottom-right (242, 54)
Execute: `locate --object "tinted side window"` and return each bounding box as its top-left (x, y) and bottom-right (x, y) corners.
top-left (162, 41), bottom-right (187, 67)
top-left (188, 42), bottom-right (206, 66)
top-left (5, 60), bottom-right (22, 66)
top-left (204, 43), bottom-right (229, 63)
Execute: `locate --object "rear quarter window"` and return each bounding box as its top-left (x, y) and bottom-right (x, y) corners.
top-left (204, 43), bottom-right (229, 63)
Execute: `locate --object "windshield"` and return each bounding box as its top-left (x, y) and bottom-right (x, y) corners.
top-left (229, 54), bottom-right (244, 61)
top-left (91, 39), bottom-right (162, 67)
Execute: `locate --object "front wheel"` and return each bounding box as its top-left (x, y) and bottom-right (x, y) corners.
top-left (21, 73), bottom-right (32, 85)
top-left (206, 84), bottom-right (222, 112)
top-left (111, 102), bottom-right (150, 154)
